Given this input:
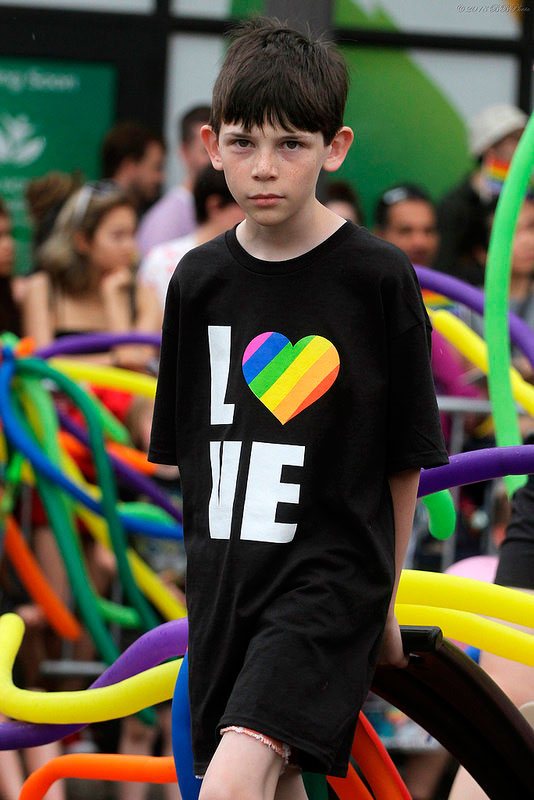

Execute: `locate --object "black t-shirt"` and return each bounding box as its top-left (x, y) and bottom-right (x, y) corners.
top-left (149, 221), bottom-right (448, 776)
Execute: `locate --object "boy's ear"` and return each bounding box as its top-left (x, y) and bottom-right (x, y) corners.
top-left (323, 126), bottom-right (354, 173)
top-left (200, 125), bottom-right (224, 171)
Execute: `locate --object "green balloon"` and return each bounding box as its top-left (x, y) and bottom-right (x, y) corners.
top-left (302, 773), bottom-right (328, 800)
top-left (119, 500), bottom-right (177, 528)
top-left (15, 374), bottom-right (154, 725)
top-left (19, 357), bottom-right (160, 632)
top-left (89, 388), bottom-right (131, 446)
top-left (484, 113), bottom-right (534, 497)
top-left (421, 489), bottom-right (456, 540)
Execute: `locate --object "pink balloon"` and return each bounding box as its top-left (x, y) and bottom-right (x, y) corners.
top-left (445, 556), bottom-right (499, 650)
top-left (445, 555), bottom-right (499, 583)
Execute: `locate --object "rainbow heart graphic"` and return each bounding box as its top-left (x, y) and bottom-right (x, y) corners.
top-left (242, 332), bottom-right (340, 424)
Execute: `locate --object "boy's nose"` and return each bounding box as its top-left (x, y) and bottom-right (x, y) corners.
top-left (251, 151), bottom-right (277, 180)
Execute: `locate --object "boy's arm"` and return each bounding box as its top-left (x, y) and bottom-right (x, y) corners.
top-left (378, 467), bottom-right (421, 668)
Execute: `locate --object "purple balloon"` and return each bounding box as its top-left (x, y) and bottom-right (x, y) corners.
top-left (415, 265), bottom-right (534, 369)
top-left (419, 445), bottom-right (534, 497)
top-left (58, 410), bottom-right (182, 525)
top-left (414, 266), bottom-right (534, 493)
top-left (5, 278), bottom-right (527, 756)
top-left (36, 332), bottom-right (161, 360)
top-left (0, 618), bottom-right (188, 750)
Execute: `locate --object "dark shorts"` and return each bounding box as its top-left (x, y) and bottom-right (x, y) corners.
top-left (189, 590), bottom-right (388, 778)
top-left (494, 472), bottom-right (534, 590)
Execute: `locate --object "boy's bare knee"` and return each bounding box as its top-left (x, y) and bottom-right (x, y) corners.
top-left (199, 731), bottom-right (284, 800)
top-left (199, 781), bottom-right (245, 800)
top-left (274, 766), bottom-right (307, 800)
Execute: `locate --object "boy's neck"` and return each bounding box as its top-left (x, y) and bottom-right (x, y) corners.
top-left (236, 200), bottom-right (347, 261)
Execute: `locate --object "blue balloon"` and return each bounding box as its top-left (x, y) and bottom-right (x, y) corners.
top-left (0, 358), bottom-right (182, 540)
top-left (172, 653), bottom-right (202, 800)
top-left (465, 645), bottom-right (481, 664)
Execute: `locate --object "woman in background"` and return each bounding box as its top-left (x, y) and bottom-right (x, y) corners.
top-left (22, 183), bottom-right (159, 369)
top-left (0, 197), bottom-right (21, 337)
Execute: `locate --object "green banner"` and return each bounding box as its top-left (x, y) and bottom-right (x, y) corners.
top-left (0, 57), bottom-right (116, 273)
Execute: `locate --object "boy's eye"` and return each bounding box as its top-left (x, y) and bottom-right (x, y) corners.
top-left (284, 141), bottom-right (301, 150)
top-left (234, 139), bottom-right (251, 148)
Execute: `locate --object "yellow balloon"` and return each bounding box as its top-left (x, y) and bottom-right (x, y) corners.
top-left (398, 570), bottom-right (534, 628)
top-left (77, 501), bottom-right (186, 621)
top-left (0, 400), bottom-right (186, 623)
top-left (49, 359), bottom-right (156, 399)
top-left (428, 308), bottom-right (534, 416)
top-left (396, 604), bottom-right (534, 665)
top-left (0, 614), bottom-right (179, 723)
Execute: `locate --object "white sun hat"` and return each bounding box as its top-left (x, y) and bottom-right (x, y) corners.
top-left (468, 104), bottom-right (528, 157)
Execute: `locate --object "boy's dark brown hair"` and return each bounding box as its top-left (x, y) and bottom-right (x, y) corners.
top-left (210, 18), bottom-right (349, 145)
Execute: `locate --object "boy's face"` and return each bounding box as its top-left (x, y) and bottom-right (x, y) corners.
top-left (201, 121), bottom-right (352, 230)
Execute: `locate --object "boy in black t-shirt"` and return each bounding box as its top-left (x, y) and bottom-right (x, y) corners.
top-left (149, 18), bottom-right (448, 800)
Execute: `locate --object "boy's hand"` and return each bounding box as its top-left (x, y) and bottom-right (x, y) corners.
top-left (377, 615), bottom-right (409, 668)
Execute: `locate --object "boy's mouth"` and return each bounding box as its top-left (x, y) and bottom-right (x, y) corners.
top-left (249, 194), bottom-right (283, 206)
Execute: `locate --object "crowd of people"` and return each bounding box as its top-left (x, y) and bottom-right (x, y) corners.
top-left (0, 95), bottom-right (533, 800)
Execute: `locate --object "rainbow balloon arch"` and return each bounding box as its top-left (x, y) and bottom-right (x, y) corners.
top-left (2, 112), bottom-right (534, 799)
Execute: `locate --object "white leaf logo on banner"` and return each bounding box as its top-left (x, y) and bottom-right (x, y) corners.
top-left (0, 114), bottom-right (46, 166)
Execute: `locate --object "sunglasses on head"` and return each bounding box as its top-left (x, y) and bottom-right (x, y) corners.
top-left (72, 180), bottom-right (119, 228)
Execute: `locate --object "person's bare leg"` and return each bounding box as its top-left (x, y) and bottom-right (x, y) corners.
top-left (199, 730), bottom-right (283, 800)
top-left (448, 590), bottom-right (534, 800)
top-left (61, 540), bottom-right (116, 692)
top-left (402, 748), bottom-right (450, 800)
top-left (86, 539), bottom-right (116, 596)
top-left (0, 749), bottom-right (25, 800)
top-left (273, 766), bottom-right (308, 800)
top-left (117, 715), bottom-right (157, 800)
top-left (448, 766), bottom-right (489, 800)
top-left (158, 705), bottom-right (182, 800)
top-left (33, 526), bottom-right (69, 603)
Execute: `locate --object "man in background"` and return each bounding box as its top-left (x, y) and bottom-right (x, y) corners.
top-left (137, 163), bottom-right (244, 324)
top-left (435, 103), bottom-right (527, 285)
top-left (137, 105), bottom-right (211, 255)
top-left (374, 183), bottom-right (439, 268)
top-left (101, 121), bottom-right (165, 212)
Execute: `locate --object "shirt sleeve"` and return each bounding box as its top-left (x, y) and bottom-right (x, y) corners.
top-left (137, 192), bottom-right (193, 256)
top-left (137, 248), bottom-right (158, 288)
top-left (383, 257), bottom-right (449, 474)
top-left (147, 277), bottom-right (180, 465)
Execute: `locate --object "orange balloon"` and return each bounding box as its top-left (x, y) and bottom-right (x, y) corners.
top-left (328, 764), bottom-right (374, 800)
top-left (352, 712), bottom-right (411, 800)
top-left (15, 337), bottom-right (35, 357)
top-left (108, 442), bottom-right (156, 476)
top-left (20, 755), bottom-right (176, 800)
top-left (58, 431), bottom-right (89, 462)
top-left (58, 430), bottom-right (156, 476)
top-left (19, 715), bottom-right (411, 800)
top-left (4, 515), bottom-right (81, 641)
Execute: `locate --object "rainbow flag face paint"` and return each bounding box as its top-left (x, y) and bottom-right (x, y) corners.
top-left (482, 156), bottom-right (534, 199)
top-left (242, 332), bottom-right (340, 424)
